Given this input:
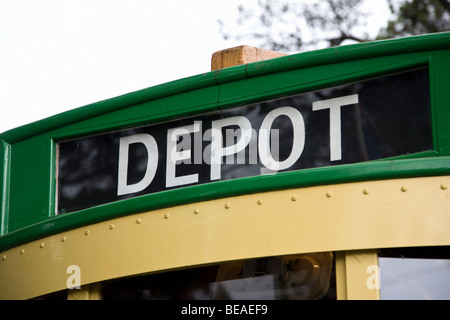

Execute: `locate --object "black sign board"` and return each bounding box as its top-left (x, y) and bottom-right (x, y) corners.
top-left (57, 68), bottom-right (432, 214)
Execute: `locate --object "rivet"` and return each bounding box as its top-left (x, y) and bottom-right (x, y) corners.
top-left (164, 213), bottom-right (170, 219)
top-left (2, 255), bottom-right (6, 261)
top-left (194, 208), bottom-right (200, 214)
top-left (401, 186), bottom-right (408, 192)
top-left (441, 184), bottom-right (448, 190)
top-left (136, 218), bottom-right (142, 224)
top-left (326, 192), bottom-right (333, 198)
top-left (61, 236), bottom-right (67, 242)
top-left (20, 249), bottom-right (25, 255)
top-left (40, 243), bottom-right (45, 248)
top-left (84, 230), bottom-right (90, 235)
top-left (225, 203), bottom-right (231, 209)
top-left (291, 196), bottom-right (298, 201)
top-left (363, 189), bottom-right (369, 195)
top-left (109, 224), bottom-right (115, 230)
top-left (257, 199), bottom-right (263, 205)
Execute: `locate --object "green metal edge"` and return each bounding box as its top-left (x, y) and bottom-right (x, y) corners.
top-left (2, 32), bottom-right (450, 144)
top-left (1, 156), bottom-right (449, 251)
top-left (0, 139), bottom-right (10, 235)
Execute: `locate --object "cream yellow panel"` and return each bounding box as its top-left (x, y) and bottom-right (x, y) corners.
top-left (335, 250), bottom-right (380, 300)
top-left (1, 175), bottom-right (449, 299)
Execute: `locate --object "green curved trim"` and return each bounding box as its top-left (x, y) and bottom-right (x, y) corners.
top-left (1, 156), bottom-right (449, 251)
top-left (2, 32), bottom-right (450, 144)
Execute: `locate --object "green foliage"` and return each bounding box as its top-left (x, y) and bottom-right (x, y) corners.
top-left (379, 0), bottom-right (450, 39)
top-left (219, 0), bottom-right (450, 52)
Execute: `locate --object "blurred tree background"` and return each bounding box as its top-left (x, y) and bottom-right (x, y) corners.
top-left (218, 0), bottom-right (450, 53)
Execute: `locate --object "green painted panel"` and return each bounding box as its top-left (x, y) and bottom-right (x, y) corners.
top-left (0, 139), bottom-right (10, 235)
top-left (52, 98), bottom-right (169, 139)
top-left (431, 50), bottom-right (450, 156)
top-left (7, 135), bottom-right (53, 232)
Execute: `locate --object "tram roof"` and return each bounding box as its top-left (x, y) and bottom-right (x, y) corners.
top-left (2, 31), bottom-right (450, 143)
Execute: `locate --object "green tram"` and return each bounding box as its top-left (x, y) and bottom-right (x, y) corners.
top-left (1, 32), bottom-right (450, 300)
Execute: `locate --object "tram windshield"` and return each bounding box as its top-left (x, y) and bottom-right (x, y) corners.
top-left (102, 252), bottom-right (335, 300)
top-left (379, 247), bottom-right (450, 300)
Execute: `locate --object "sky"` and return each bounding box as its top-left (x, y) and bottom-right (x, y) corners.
top-left (0, 0), bottom-right (392, 134)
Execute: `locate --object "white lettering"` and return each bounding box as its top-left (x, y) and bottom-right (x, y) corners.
top-left (225, 304), bottom-right (268, 315)
top-left (181, 304), bottom-right (215, 317)
top-left (113, 95), bottom-right (359, 197)
top-left (312, 94), bottom-right (359, 161)
top-left (166, 123), bottom-right (200, 187)
top-left (117, 134), bottom-right (158, 196)
top-left (259, 106), bottom-right (305, 173)
top-left (210, 116), bottom-right (252, 180)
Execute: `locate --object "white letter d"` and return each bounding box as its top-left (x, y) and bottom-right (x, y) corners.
top-left (117, 134), bottom-right (159, 196)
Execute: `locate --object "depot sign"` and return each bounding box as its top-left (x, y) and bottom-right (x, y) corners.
top-left (57, 68), bottom-right (432, 213)
top-left (118, 94), bottom-right (357, 196)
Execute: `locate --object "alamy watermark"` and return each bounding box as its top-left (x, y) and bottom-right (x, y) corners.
top-left (366, 265), bottom-right (381, 290)
top-left (66, 264), bottom-right (81, 290)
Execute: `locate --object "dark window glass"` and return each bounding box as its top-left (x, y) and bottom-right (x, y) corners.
top-left (102, 253), bottom-right (335, 300)
top-left (58, 68), bottom-right (432, 213)
top-left (32, 289), bottom-right (68, 300)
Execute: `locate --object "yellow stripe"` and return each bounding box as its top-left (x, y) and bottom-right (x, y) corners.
top-left (1, 176), bottom-right (449, 299)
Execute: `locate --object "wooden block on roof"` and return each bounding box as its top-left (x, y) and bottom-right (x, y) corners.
top-left (211, 45), bottom-right (286, 71)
